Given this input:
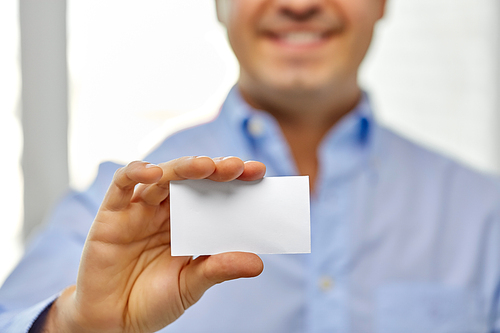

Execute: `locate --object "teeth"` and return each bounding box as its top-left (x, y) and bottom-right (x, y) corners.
top-left (280, 32), bottom-right (322, 44)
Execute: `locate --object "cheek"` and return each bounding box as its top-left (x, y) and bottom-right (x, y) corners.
top-left (227, 0), bottom-right (262, 28)
top-left (337, 3), bottom-right (379, 60)
top-left (226, 2), bottom-right (258, 52)
top-left (334, 0), bottom-right (382, 31)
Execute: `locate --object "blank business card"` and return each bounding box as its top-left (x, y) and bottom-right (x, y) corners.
top-left (169, 176), bottom-right (311, 256)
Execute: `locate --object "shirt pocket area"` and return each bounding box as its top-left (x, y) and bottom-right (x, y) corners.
top-left (375, 282), bottom-right (487, 333)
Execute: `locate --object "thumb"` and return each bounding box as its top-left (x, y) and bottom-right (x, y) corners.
top-left (179, 252), bottom-right (263, 309)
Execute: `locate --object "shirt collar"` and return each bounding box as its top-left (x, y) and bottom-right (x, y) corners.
top-left (220, 85), bottom-right (376, 180)
top-left (316, 91), bottom-right (375, 183)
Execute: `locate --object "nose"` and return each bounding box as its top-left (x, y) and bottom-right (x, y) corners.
top-left (276, 0), bottom-right (322, 21)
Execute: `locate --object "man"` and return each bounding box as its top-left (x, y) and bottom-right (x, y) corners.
top-left (1, 0), bottom-right (499, 332)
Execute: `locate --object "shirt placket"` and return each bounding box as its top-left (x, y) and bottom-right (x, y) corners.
top-left (306, 114), bottom-right (372, 333)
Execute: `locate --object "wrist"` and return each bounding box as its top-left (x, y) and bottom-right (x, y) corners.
top-left (46, 286), bottom-right (128, 333)
top-left (44, 286), bottom-right (86, 333)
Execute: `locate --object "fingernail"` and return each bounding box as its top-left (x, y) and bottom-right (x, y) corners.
top-left (145, 163), bottom-right (158, 168)
top-left (195, 155), bottom-right (210, 159)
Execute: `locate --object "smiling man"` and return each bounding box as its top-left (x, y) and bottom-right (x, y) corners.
top-left (1, 0), bottom-right (500, 332)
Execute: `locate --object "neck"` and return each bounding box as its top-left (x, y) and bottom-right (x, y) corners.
top-left (238, 79), bottom-right (361, 191)
top-left (238, 74), bottom-right (361, 129)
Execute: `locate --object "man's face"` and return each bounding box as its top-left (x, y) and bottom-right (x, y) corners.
top-left (217, 0), bottom-right (385, 94)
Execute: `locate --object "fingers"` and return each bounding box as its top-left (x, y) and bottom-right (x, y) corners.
top-left (180, 252), bottom-right (263, 309)
top-left (105, 157), bottom-right (267, 208)
top-left (154, 156), bottom-right (265, 189)
top-left (208, 157), bottom-right (245, 182)
top-left (237, 161), bottom-right (266, 181)
top-left (136, 157), bottom-right (215, 205)
top-left (158, 156), bottom-right (216, 183)
top-left (103, 161), bottom-right (163, 211)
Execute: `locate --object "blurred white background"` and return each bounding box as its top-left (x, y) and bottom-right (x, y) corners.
top-left (0, 0), bottom-right (23, 286)
top-left (68, 0), bottom-right (238, 190)
top-left (1, 0), bottom-right (499, 284)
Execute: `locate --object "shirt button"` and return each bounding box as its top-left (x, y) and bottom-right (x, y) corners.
top-left (318, 275), bottom-right (335, 292)
top-left (247, 117), bottom-right (265, 137)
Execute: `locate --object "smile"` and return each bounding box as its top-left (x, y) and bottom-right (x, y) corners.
top-left (278, 32), bottom-right (324, 45)
top-left (264, 30), bottom-right (334, 49)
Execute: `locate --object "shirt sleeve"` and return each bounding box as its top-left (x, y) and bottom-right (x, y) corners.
top-left (493, 265), bottom-right (500, 331)
top-left (0, 296), bottom-right (56, 333)
top-left (490, 203), bottom-right (500, 332)
top-left (0, 191), bottom-right (94, 331)
top-left (0, 163), bottom-right (117, 333)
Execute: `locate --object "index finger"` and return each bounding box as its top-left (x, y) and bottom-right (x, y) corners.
top-left (157, 156), bottom-right (217, 182)
top-left (102, 161), bottom-right (163, 211)
top-left (135, 156), bottom-right (217, 205)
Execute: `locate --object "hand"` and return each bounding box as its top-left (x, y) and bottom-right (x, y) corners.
top-left (47, 156), bottom-right (266, 333)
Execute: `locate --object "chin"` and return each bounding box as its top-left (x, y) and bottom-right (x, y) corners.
top-left (262, 64), bottom-right (338, 92)
top-left (267, 75), bottom-right (333, 95)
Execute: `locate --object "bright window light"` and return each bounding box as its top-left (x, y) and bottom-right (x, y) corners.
top-left (68, 0), bottom-right (239, 190)
top-left (0, 0), bottom-right (23, 285)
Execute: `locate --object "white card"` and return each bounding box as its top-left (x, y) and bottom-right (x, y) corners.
top-left (169, 176), bottom-right (311, 256)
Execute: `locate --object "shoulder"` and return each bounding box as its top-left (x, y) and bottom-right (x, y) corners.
top-left (369, 125), bottom-right (500, 284)
top-left (375, 124), bottom-right (500, 212)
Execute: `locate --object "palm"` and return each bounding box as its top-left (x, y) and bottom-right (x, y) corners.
top-left (119, 200), bottom-right (188, 332)
top-left (67, 157), bottom-right (265, 333)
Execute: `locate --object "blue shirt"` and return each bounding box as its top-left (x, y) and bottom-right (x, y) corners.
top-left (1, 86), bottom-right (500, 332)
